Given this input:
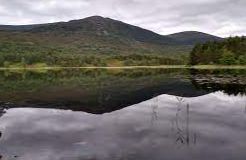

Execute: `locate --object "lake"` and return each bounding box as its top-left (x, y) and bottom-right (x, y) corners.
top-left (0, 68), bottom-right (245, 160)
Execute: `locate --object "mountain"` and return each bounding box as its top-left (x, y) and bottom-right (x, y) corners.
top-left (167, 31), bottom-right (223, 45)
top-left (0, 16), bottom-right (223, 67)
top-left (0, 16), bottom-right (222, 45)
top-left (0, 16), bottom-right (176, 45)
top-left (32, 16), bottom-right (180, 45)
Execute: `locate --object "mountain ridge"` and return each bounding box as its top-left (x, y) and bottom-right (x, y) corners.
top-left (0, 16), bottom-right (223, 45)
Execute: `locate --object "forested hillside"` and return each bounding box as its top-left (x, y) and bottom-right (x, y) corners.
top-left (190, 37), bottom-right (246, 65)
top-left (0, 16), bottom-right (222, 67)
top-left (0, 32), bottom-right (190, 67)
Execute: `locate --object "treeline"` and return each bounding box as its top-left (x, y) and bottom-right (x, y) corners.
top-left (190, 37), bottom-right (246, 65)
top-left (0, 42), bottom-right (184, 67)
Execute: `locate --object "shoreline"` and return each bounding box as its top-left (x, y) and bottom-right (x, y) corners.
top-left (0, 65), bottom-right (246, 70)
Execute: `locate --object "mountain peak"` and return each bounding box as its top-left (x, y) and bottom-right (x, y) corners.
top-left (85, 15), bottom-right (106, 20)
top-left (78, 15), bottom-right (107, 21)
top-left (68, 15), bottom-right (107, 23)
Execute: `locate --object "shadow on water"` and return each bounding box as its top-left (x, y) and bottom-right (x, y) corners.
top-left (0, 68), bottom-right (245, 114)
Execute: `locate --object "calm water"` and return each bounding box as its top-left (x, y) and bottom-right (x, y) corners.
top-left (0, 68), bottom-right (245, 160)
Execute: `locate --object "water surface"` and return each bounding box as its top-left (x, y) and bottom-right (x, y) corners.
top-left (0, 68), bottom-right (245, 160)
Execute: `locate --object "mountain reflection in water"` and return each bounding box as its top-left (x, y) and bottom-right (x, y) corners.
top-left (0, 68), bottom-right (245, 113)
top-left (0, 68), bottom-right (245, 160)
top-left (0, 92), bottom-right (246, 160)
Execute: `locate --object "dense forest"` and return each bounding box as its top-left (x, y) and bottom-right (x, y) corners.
top-left (190, 37), bottom-right (246, 65)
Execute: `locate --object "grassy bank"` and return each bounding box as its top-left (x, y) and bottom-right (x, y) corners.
top-left (0, 65), bottom-right (246, 71)
top-left (190, 65), bottom-right (246, 70)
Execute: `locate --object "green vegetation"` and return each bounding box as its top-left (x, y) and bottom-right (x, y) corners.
top-left (190, 37), bottom-right (246, 65)
top-left (0, 35), bottom-right (245, 67)
top-left (0, 40), bottom-right (189, 67)
top-left (0, 16), bottom-right (229, 67)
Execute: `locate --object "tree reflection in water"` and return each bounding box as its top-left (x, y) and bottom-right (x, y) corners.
top-left (0, 68), bottom-right (245, 113)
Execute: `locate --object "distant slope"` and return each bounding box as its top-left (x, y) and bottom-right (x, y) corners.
top-left (167, 31), bottom-right (223, 45)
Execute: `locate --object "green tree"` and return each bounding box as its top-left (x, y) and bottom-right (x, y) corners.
top-left (238, 55), bottom-right (246, 65)
top-left (219, 49), bottom-right (237, 65)
top-left (21, 57), bottom-right (27, 67)
top-left (190, 36), bottom-right (246, 65)
top-left (3, 61), bottom-right (10, 67)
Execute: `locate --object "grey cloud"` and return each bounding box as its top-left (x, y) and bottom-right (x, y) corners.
top-left (0, 0), bottom-right (245, 37)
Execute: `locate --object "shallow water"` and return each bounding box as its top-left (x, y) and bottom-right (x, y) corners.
top-left (0, 68), bottom-right (245, 160)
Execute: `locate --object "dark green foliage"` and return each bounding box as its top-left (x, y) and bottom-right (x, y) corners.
top-left (190, 37), bottom-right (246, 65)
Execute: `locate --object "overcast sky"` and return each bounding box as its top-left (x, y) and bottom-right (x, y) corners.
top-left (0, 0), bottom-right (245, 37)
